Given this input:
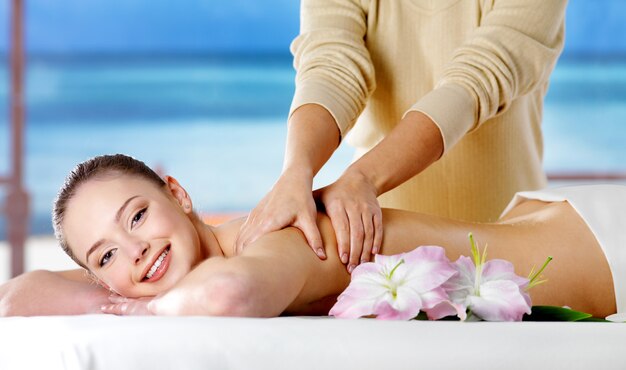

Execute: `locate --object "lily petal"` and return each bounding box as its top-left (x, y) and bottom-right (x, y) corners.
top-left (350, 261), bottom-right (384, 279)
top-left (418, 287), bottom-right (451, 310)
top-left (329, 294), bottom-right (378, 319)
top-left (425, 300), bottom-right (467, 321)
top-left (469, 280), bottom-right (531, 321)
top-left (443, 256), bottom-right (476, 306)
top-left (373, 292), bottom-right (422, 320)
top-left (401, 246), bottom-right (457, 292)
top-left (482, 259), bottom-right (529, 288)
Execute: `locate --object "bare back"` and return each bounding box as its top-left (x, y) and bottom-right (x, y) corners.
top-left (239, 201), bottom-right (615, 317)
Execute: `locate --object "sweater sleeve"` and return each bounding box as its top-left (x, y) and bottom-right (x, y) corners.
top-left (407, 0), bottom-right (568, 152)
top-left (289, 0), bottom-right (375, 138)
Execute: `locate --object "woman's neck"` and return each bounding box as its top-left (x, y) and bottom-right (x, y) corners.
top-left (191, 215), bottom-right (246, 259)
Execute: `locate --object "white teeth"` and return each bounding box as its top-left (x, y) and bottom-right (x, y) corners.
top-left (145, 249), bottom-right (169, 280)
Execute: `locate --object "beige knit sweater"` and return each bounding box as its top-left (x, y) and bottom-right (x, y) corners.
top-left (289, 0), bottom-right (567, 222)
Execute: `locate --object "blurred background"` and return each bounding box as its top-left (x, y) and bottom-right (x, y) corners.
top-left (0, 0), bottom-right (625, 279)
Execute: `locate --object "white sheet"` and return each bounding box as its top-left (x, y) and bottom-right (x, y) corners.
top-left (1, 315), bottom-right (624, 370)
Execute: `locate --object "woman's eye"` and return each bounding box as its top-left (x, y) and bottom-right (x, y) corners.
top-left (100, 249), bottom-right (116, 267)
top-left (131, 207), bottom-right (147, 228)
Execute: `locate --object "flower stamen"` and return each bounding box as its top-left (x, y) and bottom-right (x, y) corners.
top-left (528, 256), bottom-right (553, 289)
top-left (387, 258), bottom-right (405, 279)
top-left (469, 233), bottom-right (487, 296)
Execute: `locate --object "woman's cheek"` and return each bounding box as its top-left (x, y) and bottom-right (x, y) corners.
top-left (104, 266), bottom-right (135, 297)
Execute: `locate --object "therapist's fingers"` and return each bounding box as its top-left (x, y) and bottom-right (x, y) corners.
top-left (347, 209), bottom-right (365, 273)
top-left (234, 213), bottom-right (257, 253)
top-left (327, 208), bottom-right (350, 267)
top-left (360, 213), bottom-right (375, 264)
top-left (371, 210), bottom-right (383, 256)
top-left (234, 174), bottom-right (317, 255)
top-left (234, 212), bottom-right (278, 254)
top-left (358, 207), bottom-right (382, 262)
top-left (294, 212), bottom-right (326, 259)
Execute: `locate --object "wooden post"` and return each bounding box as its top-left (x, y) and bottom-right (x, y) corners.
top-left (5, 0), bottom-right (29, 277)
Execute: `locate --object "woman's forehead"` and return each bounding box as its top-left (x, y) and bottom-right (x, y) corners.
top-left (75, 176), bottom-right (155, 203)
top-left (62, 176), bottom-right (162, 245)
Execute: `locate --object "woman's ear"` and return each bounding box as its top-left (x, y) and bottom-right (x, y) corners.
top-left (164, 175), bottom-right (193, 213)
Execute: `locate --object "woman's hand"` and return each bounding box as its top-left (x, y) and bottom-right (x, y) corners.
top-left (100, 295), bottom-right (155, 316)
top-left (314, 168), bottom-right (383, 273)
top-left (234, 169), bottom-right (326, 259)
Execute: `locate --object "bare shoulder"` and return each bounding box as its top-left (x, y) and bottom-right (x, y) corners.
top-left (210, 216), bottom-right (246, 255)
top-left (211, 215), bottom-right (246, 232)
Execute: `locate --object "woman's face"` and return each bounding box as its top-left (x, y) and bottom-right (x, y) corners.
top-left (63, 174), bottom-right (203, 297)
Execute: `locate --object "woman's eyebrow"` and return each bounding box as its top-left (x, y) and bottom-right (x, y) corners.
top-left (115, 195), bottom-right (140, 223)
top-left (85, 195), bottom-right (140, 264)
top-left (86, 239), bottom-right (105, 265)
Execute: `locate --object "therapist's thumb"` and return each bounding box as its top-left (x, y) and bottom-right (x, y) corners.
top-left (295, 216), bottom-right (325, 259)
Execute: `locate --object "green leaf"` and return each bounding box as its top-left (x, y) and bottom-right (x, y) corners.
top-left (414, 311), bottom-right (429, 320)
top-left (578, 317), bottom-right (610, 322)
top-left (523, 305), bottom-right (594, 321)
top-left (413, 311), bottom-right (460, 321)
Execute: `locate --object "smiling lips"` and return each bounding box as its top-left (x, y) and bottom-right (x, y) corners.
top-left (143, 246), bottom-right (171, 282)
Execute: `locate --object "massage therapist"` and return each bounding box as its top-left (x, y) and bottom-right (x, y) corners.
top-left (235, 0), bottom-right (568, 272)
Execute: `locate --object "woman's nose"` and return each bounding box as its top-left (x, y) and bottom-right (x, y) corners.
top-left (134, 245), bottom-right (149, 265)
top-left (127, 240), bottom-right (150, 265)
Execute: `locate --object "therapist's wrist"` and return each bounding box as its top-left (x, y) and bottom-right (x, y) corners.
top-left (280, 165), bottom-right (314, 184)
top-left (342, 166), bottom-right (380, 196)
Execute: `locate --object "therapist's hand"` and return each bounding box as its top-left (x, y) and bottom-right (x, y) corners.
top-left (234, 169), bottom-right (325, 259)
top-left (314, 168), bottom-right (383, 273)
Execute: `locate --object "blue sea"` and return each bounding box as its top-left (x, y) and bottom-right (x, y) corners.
top-left (0, 55), bottom-right (625, 238)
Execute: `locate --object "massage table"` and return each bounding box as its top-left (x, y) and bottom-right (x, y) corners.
top-left (1, 315), bottom-right (624, 369)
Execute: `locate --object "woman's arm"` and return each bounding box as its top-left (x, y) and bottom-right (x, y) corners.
top-left (150, 217), bottom-right (351, 317)
top-left (0, 269), bottom-right (110, 316)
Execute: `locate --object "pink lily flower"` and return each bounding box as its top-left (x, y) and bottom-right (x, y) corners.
top-left (329, 246), bottom-right (457, 320)
top-left (443, 235), bottom-right (531, 321)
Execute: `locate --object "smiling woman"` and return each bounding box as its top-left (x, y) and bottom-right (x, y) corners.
top-left (53, 155), bottom-right (214, 298)
top-left (0, 154), bottom-right (623, 319)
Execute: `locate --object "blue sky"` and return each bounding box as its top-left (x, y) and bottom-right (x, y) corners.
top-left (0, 0), bottom-right (624, 56)
top-left (0, 0), bottom-right (300, 54)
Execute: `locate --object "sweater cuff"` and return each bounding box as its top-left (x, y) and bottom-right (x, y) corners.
top-left (289, 79), bottom-right (360, 139)
top-left (404, 83), bottom-right (477, 153)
